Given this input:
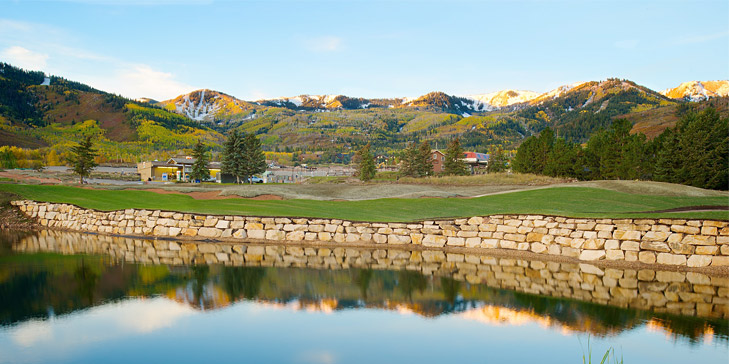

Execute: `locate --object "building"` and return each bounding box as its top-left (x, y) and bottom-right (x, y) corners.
top-left (431, 150), bottom-right (445, 174)
top-left (137, 156), bottom-right (222, 182)
top-left (462, 152), bottom-right (489, 174)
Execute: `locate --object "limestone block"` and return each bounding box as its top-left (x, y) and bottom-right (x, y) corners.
top-left (465, 237), bottom-right (481, 248)
top-left (215, 220), bottom-right (230, 229)
top-left (638, 251), bottom-right (656, 264)
top-left (479, 224), bottom-right (497, 232)
top-left (467, 216), bottom-right (484, 225)
top-left (701, 226), bottom-right (718, 235)
top-left (334, 233), bottom-right (347, 243)
top-left (579, 250), bottom-right (605, 261)
top-left (245, 222), bottom-right (264, 230)
top-left (304, 232), bottom-right (317, 241)
top-left (620, 241), bottom-right (640, 251)
top-left (318, 232), bottom-right (333, 242)
top-left (499, 240), bottom-right (517, 250)
top-left (681, 235), bottom-right (716, 246)
top-left (530, 242), bottom-right (547, 253)
top-left (447, 237), bottom-right (465, 246)
top-left (656, 253), bottom-right (687, 266)
top-left (232, 229), bottom-right (247, 239)
top-left (606, 249), bottom-right (624, 260)
top-left (153, 226), bottom-right (169, 236)
top-left (266, 230), bottom-right (286, 241)
top-left (286, 231), bottom-right (305, 241)
top-left (643, 231), bottom-right (669, 242)
top-left (410, 233), bottom-right (424, 245)
top-left (497, 225), bottom-right (518, 234)
top-left (687, 255), bottom-right (712, 267)
top-left (695, 245), bottom-right (719, 255)
top-left (671, 225), bottom-right (700, 234)
top-left (168, 227), bottom-right (181, 237)
top-left (247, 229), bottom-right (266, 240)
top-left (640, 241), bottom-right (670, 252)
top-left (547, 244), bottom-right (561, 255)
top-left (583, 239), bottom-right (605, 250)
top-left (422, 234), bottom-right (447, 247)
top-left (481, 239), bottom-right (499, 249)
top-left (346, 233), bottom-right (361, 243)
top-left (203, 218), bottom-right (219, 227)
top-left (711, 256), bottom-right (729, 266)
top-left (614, 230), bottom-right (641, 240)
top-left (388, 235), bottom-right (411, 245)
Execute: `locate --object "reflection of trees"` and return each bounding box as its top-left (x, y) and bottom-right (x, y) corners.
top-left (74, 259), bottom-right (98, 305)
top-left (0, 271), bottom-right (49, 325)
top-left (440, 277), bottom-right (461, 305)
top-left (352, 269), bottom-right (373, 300)
top-left (222, 267), bottom-right (266, 301)
top-left (190, 265), bottom-right (209, 307)
top-left (398, 270), bottom-right (427, 301)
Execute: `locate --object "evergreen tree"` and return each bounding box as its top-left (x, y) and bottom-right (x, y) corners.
top-left (68, 136), bottom-right (98, 184)
top-left (221, 130), bottom-right (244, 183)
top-left (544, 138), bottom-right (582, 178)
top-left (356, 143), bottom-right (376, 181)
top-left (443, 138), bottom-right (469, 176)
top-left (486, 146), bottom-right (508, 173)
top-left (399, 142), bottom-right (419, 177)
top-left (189, 140), bottom-right (210, 183)
top-left (415, 140), bottom-right (433, 177)
top-left (511, 136), bottom-right (539, 174)
top-left (241, 133), bottom-right (267, 184)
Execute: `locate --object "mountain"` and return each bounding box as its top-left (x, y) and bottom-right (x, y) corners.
top-left (0, 62), bottom-right (223, 161)
top-left (464, 90), bottom-right (541, 111)
top-left (661, 80), bottom-right (729, 102)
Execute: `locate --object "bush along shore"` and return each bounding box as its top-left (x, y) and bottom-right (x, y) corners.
top-left (11, 200), bottom-right (729, 270)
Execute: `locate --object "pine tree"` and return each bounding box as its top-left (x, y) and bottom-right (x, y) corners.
top-left (241, 133), bottom-right (267, 184)
top-left (415, 140), bottom-right (433, 177)
top-left (443, 138), bottom-right (469, 176)
top-left (356, 143), bottom-right (376, 181)
top-left (221, 130), bottom-right (244, 183)
top-left (486, 146), bottom-right (508, 173)
top-left (68, 135), bottom-right (98, 184)
top-left (190, 140), bottom-right (210, 183)
top-left (399, 142), bottom-right (419, 177)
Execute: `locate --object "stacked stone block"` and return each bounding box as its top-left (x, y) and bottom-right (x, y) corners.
top-left (11, 200), bottom-right (729, 267)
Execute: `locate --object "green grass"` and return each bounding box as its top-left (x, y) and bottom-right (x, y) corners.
top-left (2, 184), bottom-right (727, 222)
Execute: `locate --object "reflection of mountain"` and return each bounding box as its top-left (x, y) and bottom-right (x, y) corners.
top-left (1, 250), bottom-right (725, 345)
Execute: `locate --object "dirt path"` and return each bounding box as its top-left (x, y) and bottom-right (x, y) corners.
top-left (0, 171), bottom-right (61, 184)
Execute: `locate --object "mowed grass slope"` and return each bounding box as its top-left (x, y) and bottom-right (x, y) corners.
top-left (1, 184), bottom-right (727, 222)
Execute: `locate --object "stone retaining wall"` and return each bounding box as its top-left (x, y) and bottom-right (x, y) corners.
top-left (14, 230), bottom-right (729, 319)
top-left (11, 200), bottom-right (729, 268)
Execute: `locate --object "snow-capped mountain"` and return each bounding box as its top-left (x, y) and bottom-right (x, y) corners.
top-left (660, 80), bottom-right (729, 102)
top-left (463, 90), bottom-right (541, 111)
top-left (160, 89), bottom-right (259, 124)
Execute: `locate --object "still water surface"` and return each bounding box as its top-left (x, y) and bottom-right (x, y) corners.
top-left (0, 231), bottom-right (727, 363)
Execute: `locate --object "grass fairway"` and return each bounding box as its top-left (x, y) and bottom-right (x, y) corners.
top-left (0, 184), bottom-right (727, 222)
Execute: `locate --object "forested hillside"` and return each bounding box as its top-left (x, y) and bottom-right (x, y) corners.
top-left (0, 63), bottom-right (223, 164)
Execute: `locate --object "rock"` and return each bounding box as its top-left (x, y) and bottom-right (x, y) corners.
top-left (579, 250), bottom-right (606, 261)
top-left (640, 241), bottom-right (670, 252)
top-left (656, 253), bottom-right (687, 266)
top-left (687, 255), bottom-right (712, 267)
top-left (422, 235), bottom-right (447, 247)
top-left (215, 220), bottom-right (230, 229)
top-left (196, 227), bottom-right (221, 238)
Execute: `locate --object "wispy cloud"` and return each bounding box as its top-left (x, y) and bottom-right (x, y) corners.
top-left (674, 30), bottom-right (729, 45)
top-left (302, 36), bottom-right (344, 52)
top-left (0, 18), bottom-right (196, 100)
top-left (0, 46), bottom-right (49, 70)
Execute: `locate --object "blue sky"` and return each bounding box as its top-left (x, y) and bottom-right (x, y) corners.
top-left (1, 0), bottom-right (727, 101)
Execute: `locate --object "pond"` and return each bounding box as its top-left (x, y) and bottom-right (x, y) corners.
top-left (0, 231), bottom-right (727, 363)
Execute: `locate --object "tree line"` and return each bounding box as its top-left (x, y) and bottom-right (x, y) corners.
top-left (511, 108), bottom-right (728, 190)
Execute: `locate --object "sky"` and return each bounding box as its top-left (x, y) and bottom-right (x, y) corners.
top-left (1, 0), bottom-right (727, 101)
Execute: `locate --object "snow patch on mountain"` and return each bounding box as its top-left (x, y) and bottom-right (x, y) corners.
top-left (661, 80), bottom-right (729, 102)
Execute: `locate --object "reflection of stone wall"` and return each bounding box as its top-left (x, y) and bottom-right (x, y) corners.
top-left (14, 230), bottom-right (729, 319)
top-left (11, 200), bottom-right (729, 267)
